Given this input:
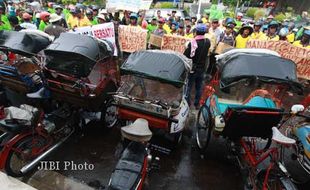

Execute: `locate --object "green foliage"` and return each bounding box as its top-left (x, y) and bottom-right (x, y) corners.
top-left (212, 0), bottom-right (219, 4)
top-left (60, 0), bottom-right (78, 5)
top-left (246, 7), bottom-right (258, 18)
top-left (275, 13), bottom-right (286, 22)
top-left (287, 7), bottom-right (293, 12)
top-left (254, 9), bottom-right (265, 21)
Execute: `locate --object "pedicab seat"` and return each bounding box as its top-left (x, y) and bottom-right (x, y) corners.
top-left (109, 141), bottom-right (146, 190)
top-left (221, 107), bottom-right (284, 139)
top-left (216, 96), bottom-right (277, 114)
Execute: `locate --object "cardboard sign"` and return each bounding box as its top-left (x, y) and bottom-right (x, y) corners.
top-left (247, 40), bottom-right (310, 80)
top-left (118, 25), bottom-right (147, 53)
top-left (215, 42), bottom-right (233, 54)
top-left (106, 0), bottom-right (152, 12)
top-left (71, 22), bottom-right (117, 56)
top-left (149, 34), bottom-right (162, 47)
top-left (161, 35), bottom-right (190, 54)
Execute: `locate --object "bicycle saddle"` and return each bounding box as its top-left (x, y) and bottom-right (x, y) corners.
top-left (272, 127), bottom-right (296, 145)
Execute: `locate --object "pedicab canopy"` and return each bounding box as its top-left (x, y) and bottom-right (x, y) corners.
top-left (44, 33), bottom-right (113, 77)
top-left (216, 49), bottom-right (303, 94)
top-left (0, 30), bottom-right (51, 56)
top-left (121, 50), bottom-right (192, 87)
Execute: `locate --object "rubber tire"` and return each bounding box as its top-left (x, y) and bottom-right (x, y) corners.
top-left (5, 135), bottom-right (48, 177)
top-left (255, 169), bottom-right (297, 190)
top-left (195, 105), bottom-right (212, 156)
top-left (101, 98), bottom-right (118, 128)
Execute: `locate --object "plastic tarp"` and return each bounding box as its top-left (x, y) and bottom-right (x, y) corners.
top-left (0, 30), bottom-right (51, 56)
top-left (121, 50), bottom-right (192, 87)
top-left (218, 52), bottom-right (302, 93)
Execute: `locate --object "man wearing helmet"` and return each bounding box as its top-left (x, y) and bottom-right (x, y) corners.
top-left (264, 21), bottom-right (279, 41)
top-left (129, 13), bottom-right (139, 27)
top-left (184, 24), bottom-right (211, 109)
top-left (293, 30), bottom-right (310, 48)
top-left (235, 25), bottom-right (253, 48)
top-left (251, 21), bottom-right (264, 40)
top-left (39, 12), bottom-right (50, 31)
top-left (86, 9), bottom-right (97, 25)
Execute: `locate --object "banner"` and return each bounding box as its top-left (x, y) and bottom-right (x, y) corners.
top-left (149, 34), bottom-right (162, 47)
top-left (247, 40), bottom-right (310, 80)
top-left (71, 22), bottom-right (117, 56)
top-left (106, 0), bottom-right (152, 12)
top-left (161, 35), bottom-right (190, 54)
top-left (118, 25), bottom-right (147, 53)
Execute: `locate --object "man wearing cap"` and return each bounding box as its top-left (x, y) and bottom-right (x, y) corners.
top-left (235, 12), bottom-right (243, 31)
top-left (170, 21), bottom-right (178, 35)
top-left (20, 12), bottom-right (37, 30)
top-left (55, 5), bottom-right (68, 28)
top-left (293, 30), bottom-right (310, 48)
top-left (0, 5), bottom-right (11, 30)
top-left (184, 24), bottom-right (211, 109)
top-left (44, 13), bottom-right (66, 38)
top-left (209, 19), bottom-right (223, 43)
top-left (235, 25), bottom-right (253, 48)
top-left (251, 21), bottom-right (264, 40)
top-left (184, 16), bottom-right (191, 27)
top-left (129, 13), bottom-right (139, 27)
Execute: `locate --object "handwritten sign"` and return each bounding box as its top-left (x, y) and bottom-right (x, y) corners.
top-left (247, 40), bottom-right (310, 80)
top-left (71, 22), bottom-right (117, 56)
top-left (118, 25), bottom-right (147, 53)
top-left (161, 35), bottom-right (190, 54)
top-left (107, 0), bottom-right (152, 12)
top-left (149, 34), bottom-right (162, 47)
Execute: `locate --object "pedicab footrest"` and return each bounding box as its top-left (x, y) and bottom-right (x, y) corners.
top-left (222, 107), bottom-right (284, 139)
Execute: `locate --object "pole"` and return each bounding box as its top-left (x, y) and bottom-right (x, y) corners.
top-left (197, 0), bottom-right (202, 19)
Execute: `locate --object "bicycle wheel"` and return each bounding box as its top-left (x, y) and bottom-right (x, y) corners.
top-left (255, 169), bottom-right (297, 190)
top-left (5, 134), bottom-right (48, 177)
top-left (195, 105), bottom-right (212, 155)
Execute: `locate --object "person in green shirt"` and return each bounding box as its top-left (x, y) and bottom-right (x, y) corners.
top-left (0, 5), bottom-right (11, 30)
top-left (39, 12), bottom-right (50, 31)
top-left (147, 17), bottom-right (157, 34)
top-left (86, 9), bottom-right (98, 25)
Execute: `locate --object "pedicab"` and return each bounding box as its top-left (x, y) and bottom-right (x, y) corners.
top-left (40, 33), bottom-right (118, 126)
top-left (113, 50), bottom-right (192, 152)
top-left (0, 30), bottom-right (51, 96)
top-left (196, 49), bottom-right (303, 189)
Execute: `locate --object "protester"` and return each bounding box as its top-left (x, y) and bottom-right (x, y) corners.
top-left (20, 13), bottom-right (37, 30)
top-left (185, 24), bottom-right (193, 38)
top-left (202, 10), bottom-right (210, 24)
top-left (293, 30), bottom-right (310, 48)
top-left (0, 5), bottom-right (11, 30)
top-left (177, 23), bottom-right (185, 36)
top-left (156, 10), bottom-right (162, 20)
top-left (54, 5), bottom-right (68, 28)
top-left (279, 27), bottom-right (289, 41)
top-left (219, 23), bottom-right (235, 46)
top-left (97, 14), bottom-right (106, 24)
top-left (265, 21), bottom-right (279, 41)
top-left (129, 13), bottom-right (138, 27)
top-left (184, 16), bottom-right (191, 26)
top-left (209, 19), bottom-right (223, 43)
top-left (39, 12), bottom-right (50, 31)
top-left (152, 18), bottom-right (166, 36)
top-left (170, 21), bottom-right (178, 35)
top-left (8, 15), bottom-right (24, 31)
top-left (44, 13), bottom-right (66, 38)
top-left (86, 9), bottom-right (98, 25)
top-left (235, 12), bottom-right (243, 31)
top-left (235, 25), bottom-right (253, 48)
top-left (251, 21), bottom-right (264, 39)
top-left (184, 24), bottom-right (211, 109)
top-left (286, 22), bottom-right (295, 43)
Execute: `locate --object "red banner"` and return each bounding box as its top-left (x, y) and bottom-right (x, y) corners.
top-left (247, 40), bottom-right (310, 80)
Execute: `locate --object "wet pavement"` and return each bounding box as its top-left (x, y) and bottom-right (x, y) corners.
top-left (20, 110), bottom-right (243, 190)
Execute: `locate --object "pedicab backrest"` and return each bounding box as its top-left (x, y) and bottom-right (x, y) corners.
top-left (222, 106), bottom-right (284, 139)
